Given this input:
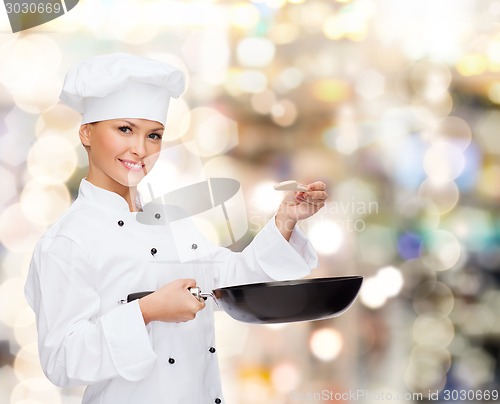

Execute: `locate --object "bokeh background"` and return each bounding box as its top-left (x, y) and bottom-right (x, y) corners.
top-left (1, 0), bottom-right (500, 403)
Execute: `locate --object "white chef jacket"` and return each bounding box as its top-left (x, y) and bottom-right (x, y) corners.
top-left (25, 179), bottom-right (318, 404)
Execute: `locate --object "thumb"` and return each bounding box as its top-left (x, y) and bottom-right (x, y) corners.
top-left (180, 278), bottom-right (197, 289)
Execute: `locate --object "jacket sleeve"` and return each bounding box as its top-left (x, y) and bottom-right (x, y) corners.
top-left (24, 235), bottom-right (158, 387)
top-left (213, 217), bottom-right (318, 288)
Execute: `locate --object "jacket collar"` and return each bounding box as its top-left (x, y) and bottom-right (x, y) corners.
top-left (78, 179), bottom-right (142, 212)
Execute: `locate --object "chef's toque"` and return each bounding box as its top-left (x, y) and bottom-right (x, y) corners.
top-left (59, 52), bottom-right (185, 126)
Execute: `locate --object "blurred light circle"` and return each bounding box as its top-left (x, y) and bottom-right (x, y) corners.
top-left (323, 14), bottom-right (343, 40)
top-left (410, 344), bottom-right (452, 374)
top-left (0, 277), bottom-right (27, 327)
top-left (182, 107), bottom-right (238, 157)
top-left (397, 232), bottom-right (422, 260)
top-left (359, 276), bottom-right (387, 309)
top-left (251, 90), bottom-right (277, 115)
top-left (0, 204), bottom-right (44, 253)
top-left (413, 281), bottom-right (455, 317)
top-left (264, 0), bottom-right (287, 8)
top-left (250, 181), bottom-right (283, 214)
top-left (36, 104), bottom-right (82, 146)
top-left (476, 110), bottom-right (500, 155)
top-left (230, 3), bottom-right (260, 29)
top-left (270, 362), bottom-right (301, 393)
top-left (398, 197), bottom-right (440, 233)
top-left (334, 178), bottom-right (378, 219)
top-left (2, 251), bottom-right (32, 279)
top-left (239, 376), bottom-right (270, 403)
top-left (456, 53), bottom-right (488, 76)
top-left (309, 327), bottom-right (343, 361)
top-left (162, 98), bottom-right (191, 142)
top-left (288, 1), bottom-right (331, 31)
top-left (409, 60), bottom-right (451, 101)
top-left (236, 70), bottom-right (268, 93)
top-left (13, 74), bottom-right (61, 115)
top-left (203, 156), bottom-right (240, 179)
top-left (487, 82), bottom-right (500, 104)
top-left (455, 348), bottom-right (495, 388)
top-left (0, 166), bottom-right (17, 208)
top-left (14, 342), bottom-right (44, 381)
top-left (418, 179), bottom-right (459, 214)
top-left (412, 314), bottom-right (454, 347)
top-left (20, 181), bottom-right (71, 226)
top-left (358, 225), bottom-right (397, 265)
top-left (421, 230), bottom-right (462, 271)
top-left (11, 378), bottom-right (61, 404)
top-left (423, 141), bottom-right (465, 183)
top-left (487, 34), bottom-right (500, 64)
top-left (273, 67), bottom-right (304, 93)
top-left (431, 116), bottom-right (472, 151)
top-left (307, 219), bottom-right (343, 255)
top-left (405, 356), bottom-right (447, 393)
top-left (27, 135), bottom-right (81, 185)
top-left (377, 266), bottom-right (404, 297)
top-left (64, 0), bottom-right (104, 34)
top-left (14, 307), bottom-right (37, 348)
top-left (456, 303), bottom-right (496, 337)
top-left (477, 162), bottom-right (500, 199)
top-left (355, 68), bottom-right (386, 100)
top-left (271, 99), bottom-right (298, 127)
top-left (0, 81), bottom-right (13, 106)
top-left (182, 31), bottom-right (230, 81)
top-left (312, 79), bottom-right (351, 103)
top-left (410, 97), bottom-right (453, 126)
top-left (0, 35), bottom-right (61, 91)
top-left (237, 37), bottom-right (275, 68)
top-left (446, 207), bottom-right (494, 251)
top-left (1, 35), bottom-right (61, 114)
top-left (109, 1), bottom-right (160, 44)
top-left (269, 23), bottom-right (300, 44)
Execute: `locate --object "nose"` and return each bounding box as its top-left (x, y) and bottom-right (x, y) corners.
top-left (130, 135), bottom-right (146, 158)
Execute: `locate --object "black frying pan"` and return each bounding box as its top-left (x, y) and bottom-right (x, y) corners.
top-left (127, 276), bottom-right (363, 324)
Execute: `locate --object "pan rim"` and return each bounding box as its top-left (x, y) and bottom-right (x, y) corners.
top-left (215, 275), bottom-right (363, 292)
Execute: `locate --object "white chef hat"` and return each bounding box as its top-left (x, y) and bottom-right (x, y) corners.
top-left (59, 52), bottom-right (185, 126)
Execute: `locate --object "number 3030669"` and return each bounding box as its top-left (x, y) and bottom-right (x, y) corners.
top-left (442, 390), bottom-right (498, 401)
top-left (5, 2), bottom-right (63, 14)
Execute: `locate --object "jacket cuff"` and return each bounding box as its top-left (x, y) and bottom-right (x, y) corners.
top-left (253, 217), bottom-right (318, 281)
top-left (99, 300), bottom-right (157, 381)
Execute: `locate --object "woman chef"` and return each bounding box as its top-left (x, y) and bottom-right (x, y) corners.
top-left (25, 53), bottom-right (328, 404)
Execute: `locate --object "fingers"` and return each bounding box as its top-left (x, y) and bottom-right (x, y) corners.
top-left (306, 181), bottom-right (326, 191)
top-left (296, 181), bottom-right (328, 206)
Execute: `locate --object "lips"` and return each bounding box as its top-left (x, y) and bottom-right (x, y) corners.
top-left (119, 159), bottom-right (145, 171)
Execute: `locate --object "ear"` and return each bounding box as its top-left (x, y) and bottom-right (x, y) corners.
top-left (79, 124), bottom-right (92, 147)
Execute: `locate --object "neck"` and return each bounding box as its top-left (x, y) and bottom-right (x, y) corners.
top-left (86, 172), bottom-right (139, 212)
top-left (116, 186), bottom-right (139, 212)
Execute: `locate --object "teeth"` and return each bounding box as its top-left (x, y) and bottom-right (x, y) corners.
top-left (122, 161), bottom-right (142, 169)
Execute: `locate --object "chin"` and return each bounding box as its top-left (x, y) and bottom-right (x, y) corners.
top-left (119, 172), bottom-right (146, 187)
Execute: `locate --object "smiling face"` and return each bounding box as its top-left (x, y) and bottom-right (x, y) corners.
top-left (80, 118), bottom-right (164, 196)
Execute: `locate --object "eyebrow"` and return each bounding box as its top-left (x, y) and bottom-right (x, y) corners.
top-left (121, 120), bottom-right (164, 132)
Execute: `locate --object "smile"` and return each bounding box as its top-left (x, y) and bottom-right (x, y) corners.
top-left (119, 159), bottom-right (144, 171)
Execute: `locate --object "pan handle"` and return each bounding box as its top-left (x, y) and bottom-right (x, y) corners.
top-left (189, 287), bottom-right (219, 307)
top-left (124, 291), bottom-right (153, 302)
top-left (122, 288), bottom-right (217, 306)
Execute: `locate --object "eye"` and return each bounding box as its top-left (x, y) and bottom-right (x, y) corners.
top-left (148, 133), bottom-right (163, 141)
top-left (118, 126), bottom-right (132, 134)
